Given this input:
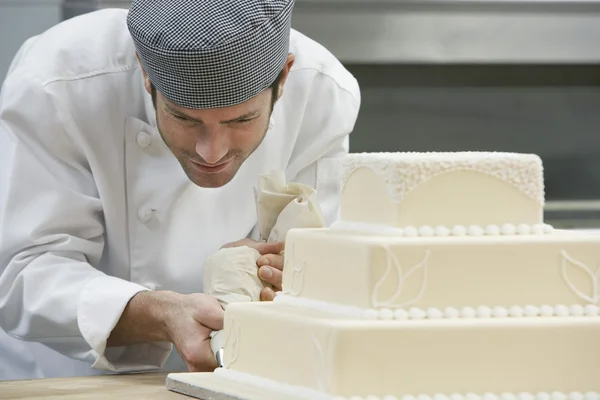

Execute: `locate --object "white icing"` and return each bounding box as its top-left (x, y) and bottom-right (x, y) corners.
top-left (223, 319), bottom-right (241, 368)
top-left (379, 308), bottom-right (395, 320)
top-left (452, 225), bottom-right (467, 236)
top-left (552, 393), bottom-right (567, 400)
top-left (501, 223), bottom-right (517, 235)
top-left (523, 305), bottom-right (540, 317)
top-left (285, 242), bottom-right (306, 296)
top-left (509, 306), bottom-right (524, 317)
top-left (517, 224), bottom-right (532, 235)
top-left (476, 306), bottom-right (492, 318)
top-left (584, 304), bottom-right (599, 316)
top-left (460, 307), bottom-right (477, 318)
top-left (342, 152), bottom-right (544, 205)
top-left (569, 304), bottom-right (584, 317)
top-left (468, 225), bottom-right (485, 237)
top-left (427, 308), bottom-right (443, 319)
top-left (532, 224), bottom-right (546, 235)
top-left (555, 305), bottom-right (570, 317)
top-left (492, 306), bottom-right (509, 318)
top-left (409, 307), bottom-right (426, 320)
top-left (274, 294), bottom-right (597, 320)
top-left (435, 226), bottom-right (451, 237)
top-left (394, 308), bottom-right (409, 320)
top-left (312, 330), bottom-right (333, 393)
top-left (520, 394), bottom-right (536, 400)
top-left (419, 226), bottom-right (434, 237)
top-left (444, 307), bottom-right (460, 319)
top-left (485, 225), bottom-right (501, 235)
top-left (371, 247), bottom-right (430, 309)
top-left (560, 250), bottom-right (600, 304)
top-left (540, 305), bottom-right (554, 317)
top-left (405, 226), bottom-right (418, 237)
top-left (214, 367), bottom-right (333, 400)
top-left (330, 220), bottom-right (553, 237)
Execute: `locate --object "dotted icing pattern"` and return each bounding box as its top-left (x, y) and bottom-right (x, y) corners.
top-left (274, 294), bottom-right (600, 320)
top-left (342, 152), bottom-right (545, 205)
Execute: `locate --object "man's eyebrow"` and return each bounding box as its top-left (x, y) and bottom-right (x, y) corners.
top-left (164, 103), bottom-right (203, 123)
top-left (220, 110), bottom-right (261, 124)
top-left (164, 103), bottom-right (261, 124)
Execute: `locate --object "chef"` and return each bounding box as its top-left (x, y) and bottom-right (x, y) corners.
top-left (0, 0), bottom-right (360, 379)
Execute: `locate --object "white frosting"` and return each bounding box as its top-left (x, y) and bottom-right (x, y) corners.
top-left (274, 294), bottom-right (600, 321)
top-left (214, 367), bottom-right (599, 400)
top-left (501, 223), bottom-right (517, 235)
top-left (560, 250), bottom-right (600, 305)
top-left (419, 226), bottom-right (435, 237)
top-left (468, 225), bottom-right (485, 237)
top-left (330, 221), bottom-right (553, 238)
top-left (342, 152), bottom-right (544, 205)
top-left (372, 247), bottom-right (429, 309)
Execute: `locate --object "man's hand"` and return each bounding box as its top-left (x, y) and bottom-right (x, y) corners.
top-left (107, 290), bottom-right (224, 372)
top-left (221, 238), bottom-right (284, 301)
top-left (164, 293), bottom-right (224, 372)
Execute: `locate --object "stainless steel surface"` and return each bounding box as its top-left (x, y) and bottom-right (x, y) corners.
top-left (291, 0), bottom-right (600, 63)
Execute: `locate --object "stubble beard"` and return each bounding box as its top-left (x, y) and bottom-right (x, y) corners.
top-left (155, 114), bottom-right (271, 188)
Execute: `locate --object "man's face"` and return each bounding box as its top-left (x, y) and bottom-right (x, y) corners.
top-left (151, 88), bottom-right (272, 188)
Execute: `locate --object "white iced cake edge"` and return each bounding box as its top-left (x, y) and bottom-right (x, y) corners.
top-left (273, 293), bottom-right (600, 320)
top-left (330, 221), bottom-right (554, 237)
top-left (214, 367), bottom-right (600, 400)
top-left (342, 151), bottom-right (544, 204)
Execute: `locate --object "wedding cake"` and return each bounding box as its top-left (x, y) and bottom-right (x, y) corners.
top-left (167, 152), bottom-right (600, 400)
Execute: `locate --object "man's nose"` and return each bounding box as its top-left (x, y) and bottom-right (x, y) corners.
top-left (195, 128), bottom-right (229, 164)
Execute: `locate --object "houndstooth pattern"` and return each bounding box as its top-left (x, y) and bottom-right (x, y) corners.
top-left (127, 0), bottom-right (295, 109)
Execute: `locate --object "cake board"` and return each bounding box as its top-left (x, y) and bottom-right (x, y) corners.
top-left (166, 372), bottom-right (304, 400)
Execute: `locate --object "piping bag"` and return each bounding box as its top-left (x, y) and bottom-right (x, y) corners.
top-left (202, 170), bottom-right (325, 367)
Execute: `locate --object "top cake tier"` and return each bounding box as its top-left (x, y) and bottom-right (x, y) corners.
top-left (340, 151), bottom-right (544, 229)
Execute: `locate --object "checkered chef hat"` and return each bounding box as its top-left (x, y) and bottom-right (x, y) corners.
top-left (127, 0), bottom-right (295, 109)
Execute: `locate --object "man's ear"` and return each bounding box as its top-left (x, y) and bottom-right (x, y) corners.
top-left (275, 53), bottom-right (295, 101)
top-left (136, 53), bottom-right (152, 95)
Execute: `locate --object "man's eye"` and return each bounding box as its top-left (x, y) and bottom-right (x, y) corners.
top-left (173, 114), bottom-right (188, 121)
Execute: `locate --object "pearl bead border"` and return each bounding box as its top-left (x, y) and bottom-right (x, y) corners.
top-left (274, 294), bottom-right (599, 320)
top-left (330, 221), bottom-right (554, 238)
top-left (365, 304), bottom-right (599, 320)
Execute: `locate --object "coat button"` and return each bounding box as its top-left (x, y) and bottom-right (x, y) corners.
top-left (137, 207), bottom-right (155, 222)
top-left (136, 132), bottom-right (152, 148)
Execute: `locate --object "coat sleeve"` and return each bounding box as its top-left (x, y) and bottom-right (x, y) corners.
top-left (285, 69), bottom-right (361, 227)
top-left (0, 69), bottom-right (172, 373)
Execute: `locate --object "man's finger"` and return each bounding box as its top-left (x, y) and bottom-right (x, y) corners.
top-left (252, 241), bottom-right (283, 255)
top-left (220, 238), bottom-right (283, 256)
top-left (260, 286), bottom-right (276, 301)
top-left (258, 265), bottom-right (282, 290)
top-left (257, 254), bottom-right (284, 270)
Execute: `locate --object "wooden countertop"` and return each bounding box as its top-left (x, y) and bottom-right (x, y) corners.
top-left (0, 372), bottom-right (188, 399)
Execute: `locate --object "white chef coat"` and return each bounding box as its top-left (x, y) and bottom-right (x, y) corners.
top-left (0, 8), bottom-right (360, 379)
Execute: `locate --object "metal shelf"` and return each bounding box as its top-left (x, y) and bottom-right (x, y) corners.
top-left (291, 0), bottom-right (600, 63)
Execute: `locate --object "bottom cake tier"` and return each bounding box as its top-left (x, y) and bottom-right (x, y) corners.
top-left (218, 301), bottom-right (600, 398)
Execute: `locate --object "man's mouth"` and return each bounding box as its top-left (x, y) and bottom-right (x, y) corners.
top-left (188, 158), bottom-right (232, 174)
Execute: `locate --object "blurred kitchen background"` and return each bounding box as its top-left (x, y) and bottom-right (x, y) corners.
top-left (1, 0), bottom-right (599, 229)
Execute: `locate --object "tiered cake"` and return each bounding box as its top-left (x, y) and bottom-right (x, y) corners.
top-left (169, 152), bottom-right (600, 400)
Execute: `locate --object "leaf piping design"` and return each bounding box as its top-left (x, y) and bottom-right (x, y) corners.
top-left (224, 319), bottom-right (241, 368)
top-left (560, 250), bottom-right (600, 305)
top-left (371, 247), bottom-right (430, 308)
top-left (284, 242), bottom-right (306, 296)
